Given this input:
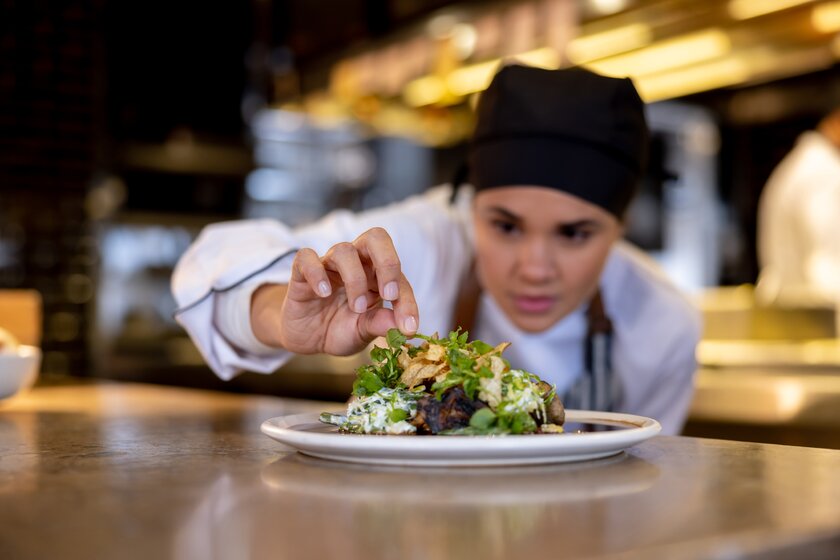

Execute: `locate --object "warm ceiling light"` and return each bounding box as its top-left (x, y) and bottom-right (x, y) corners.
top-left (588, 0), bottom-right (629, 16)
top-left (636, 57), bottom-right (749, 102)
top-left (813, 1), bottom-right (840, 32)
top-left (403, 48), bottom-right (557, 104)
top-left (774, 380), bottom-right (806, 418)
top-left (585, 28), bottom-right (731, 78)
top-left (446, 59), bottom-right (500, 97)
top-left (427, 14), bottom-right (459, 39)
top-left (728, 0), bottom-right (815, 20)
top-left (512, 47), bottom-right (561, 69)
top-left (567, 23), bottom-right (653, 64)
top-left (451, 23), bottom-right (478, 60)
top-left (749, 44), bottom-right (833, 77)
top-left (403, 75), bottom-right (446, 107)
top-left (445, 48), bottom-right (558, 98)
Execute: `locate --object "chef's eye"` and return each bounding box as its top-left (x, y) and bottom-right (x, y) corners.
top-left (557, 225), bottom-right (592, 243)
top-left (492, 220), bottom-right (520, 235)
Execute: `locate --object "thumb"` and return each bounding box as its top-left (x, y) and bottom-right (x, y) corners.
top-left (357, 307), bottom-right (399, 341)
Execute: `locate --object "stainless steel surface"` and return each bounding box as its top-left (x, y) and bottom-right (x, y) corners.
top-left (687, 286), bottom-right (840, 444)
top-left (2, 381), bottom-right (840, 559)
top-left (698, 339), bottom-right (840, 368)
top-left (697, 286), bottom-right (837, 342)
top-left (691, 367), bottom-right (840, 426)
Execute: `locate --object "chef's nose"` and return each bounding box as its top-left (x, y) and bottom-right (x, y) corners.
top-left (517, 236), bottom-right (554, 281)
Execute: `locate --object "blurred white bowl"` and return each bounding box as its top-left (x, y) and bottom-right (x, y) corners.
top-left (0, 345), bottom-right (41, 400)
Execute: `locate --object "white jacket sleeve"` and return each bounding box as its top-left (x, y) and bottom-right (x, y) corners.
top-left (171, 219), bottom-right (301, 380)
top-left (171, 186), bottom-right (471, 381)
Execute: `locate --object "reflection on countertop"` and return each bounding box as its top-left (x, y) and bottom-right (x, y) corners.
top-left (260, 451), bottom-right (661, 505)
top-left (5, 382), bottom-right (840, 559)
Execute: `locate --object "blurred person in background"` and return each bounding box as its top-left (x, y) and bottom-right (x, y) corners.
top-left (757, 108), bottom-right (840, 308)
top-left (172, 65), bottom-right (702, 435)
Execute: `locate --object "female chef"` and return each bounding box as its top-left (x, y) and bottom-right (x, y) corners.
top-left (172, 65), bottom-right (702, 435)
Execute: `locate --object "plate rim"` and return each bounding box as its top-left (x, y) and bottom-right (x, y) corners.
top-left (261, 409), bottom-right (661, 465)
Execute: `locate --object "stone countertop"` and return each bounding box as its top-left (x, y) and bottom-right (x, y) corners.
top-left (1, 381), bottom-right (839, 559)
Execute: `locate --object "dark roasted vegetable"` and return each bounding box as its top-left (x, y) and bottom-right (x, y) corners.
top-left (410, 387), bottom-right (488, 434)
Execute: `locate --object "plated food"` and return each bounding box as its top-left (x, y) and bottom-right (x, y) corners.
top-left (320, 329), bottom-right (565, 436)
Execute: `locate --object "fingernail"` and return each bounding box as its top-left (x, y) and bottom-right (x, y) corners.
top-left (383, 281), bottom-right (398, 301)
top-left (354, 296), bottom-right (367, 313)
top-left (404, 316), bottom-right (417, 332)
top-left (318, 281), bottom-right (331, 297)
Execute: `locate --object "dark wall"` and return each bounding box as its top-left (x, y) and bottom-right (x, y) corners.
top-left (1, 0), bottom-right (106, 376)
top-left (105, 0), bottom-right (253, 143)
top-left (0, 0), bottom-right (255, 377)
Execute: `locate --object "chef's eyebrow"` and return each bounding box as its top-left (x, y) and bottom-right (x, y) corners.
top-left (487, 206), bottom-right (522, 222)
top-left (486, 207), bottom-right (600, 229)
top-left (557, 219), bottom-right (601, 230)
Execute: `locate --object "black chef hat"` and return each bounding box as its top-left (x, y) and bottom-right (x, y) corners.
top-left (467, 64), bottom-right (649, 218)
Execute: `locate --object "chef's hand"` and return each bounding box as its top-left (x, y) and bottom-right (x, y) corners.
top-left (249, 227), bottom-right (419, 356)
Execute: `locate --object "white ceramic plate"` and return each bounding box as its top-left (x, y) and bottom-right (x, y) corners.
top-left (260, 410), bottom-right (661, 467)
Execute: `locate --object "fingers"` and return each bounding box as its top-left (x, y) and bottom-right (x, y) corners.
top-left (392, 272), bottom-right (419, 335)
top-left (352, 229), bottom-right (419, 334)
top-left (294, 227), bottom-right (419, 336)
top-left (354, 227), bottom-right (402, 302)
top-left (289, 248), bottom-right (332, 300)
top-left (323, 242), bottom-right (370, 314)
top-left (357, 277), bottom-right (419, 338)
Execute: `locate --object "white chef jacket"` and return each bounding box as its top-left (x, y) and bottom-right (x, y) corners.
top-left (757, 132), bottom-right (840, 306)
top-left (172, 186), bottom-right (702, 434)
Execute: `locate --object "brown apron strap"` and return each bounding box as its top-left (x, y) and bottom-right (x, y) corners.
top-left (582, 288), bottom-right (617, 414)
top-left (452, 260), bottom-right (481, 335)
top-left (586, 290), bottom-right (613, 336)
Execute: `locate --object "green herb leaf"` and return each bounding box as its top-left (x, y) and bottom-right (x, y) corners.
top-left (469, 407), bottom-right (497, 429)
top-left (508, 411), bottom-right (537, 435)
top-left (350, 329), bottom-right (411, 395)
top-left (476, 366), bottom-right (494, 379)
top-left (388, 408), bottom-right (408, 423)
top-left (369, 346), bottom-right (387, 363)
top-left (430, 376), bottom-right (461, 400)
top-left (352, 367), bottom-right (385, 396)
top-left (386, 328), bottom-right (406, 350)
top-left (471, 340), bottom-right (493, 354)
top-left (463, 377), bottom-right (479, 400)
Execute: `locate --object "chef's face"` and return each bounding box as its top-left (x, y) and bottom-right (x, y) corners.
top-left (472, 186), bottom-right (622, 333)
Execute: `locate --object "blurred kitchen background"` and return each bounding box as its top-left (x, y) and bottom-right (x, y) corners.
top-left (4, 0), bottom-right (840, 446)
